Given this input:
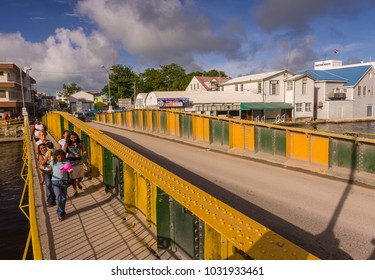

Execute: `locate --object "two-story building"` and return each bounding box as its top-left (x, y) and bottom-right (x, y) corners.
top-left (220, 70), bottom-right (313, 121)
top-left (300, 64), bottom-right (375, 119)
top-left (0, 62), bottom-right (36, 118)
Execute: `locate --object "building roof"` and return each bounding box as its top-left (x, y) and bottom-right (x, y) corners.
top-left (220, 70), bottom-right (288, 85)
top-left (299, 65), bottom-right (372, 87)
top-left (285, 73), bottom-right (315, 81)
top-left (194, 76), bottom-right (229, 90)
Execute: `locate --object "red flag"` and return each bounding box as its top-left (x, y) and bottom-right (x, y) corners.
top-left (333, 49), bottom-right (339, 54)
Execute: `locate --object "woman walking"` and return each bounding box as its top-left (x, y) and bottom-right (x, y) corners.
top-left (37, 143), bottom-right (55, 207)
top-left (63, 132), bottom-right (88, 196)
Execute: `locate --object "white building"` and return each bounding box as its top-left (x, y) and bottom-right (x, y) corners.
top-left (185, 76), bottom-right (229, 91)
top-left (220, 70), bottom-right (315, 121)
top-left (136, 91), bottom-right (263, 118)
top-left (69, 91), bottom-right (95, 113)
top-left (0, 62), bottom-right (36, 118)
top-left (284, 74), bottom-right (316, 120)
top-left (301, 64), bottom-right (375, 119)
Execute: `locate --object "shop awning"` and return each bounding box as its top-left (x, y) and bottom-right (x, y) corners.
top-left (240, 102), bottom-right (294, 110)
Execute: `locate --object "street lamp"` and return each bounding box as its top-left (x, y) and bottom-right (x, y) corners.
top-left (100, 65), bottom-right (114, 113)
top-left (20, 66), bottom-right (32, 117)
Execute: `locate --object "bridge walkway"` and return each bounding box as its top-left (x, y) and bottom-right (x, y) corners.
top-left (35, 137), bottom-right (173, 260)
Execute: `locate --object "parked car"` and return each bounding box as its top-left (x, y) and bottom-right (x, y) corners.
top-left (72, 111), bottom-right (87, 122)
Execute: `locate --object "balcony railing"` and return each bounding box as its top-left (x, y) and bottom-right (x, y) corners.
top-left (327, 91), bottom-right (346, 100)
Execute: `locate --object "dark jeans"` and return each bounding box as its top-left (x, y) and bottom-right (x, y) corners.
top-left (44, 173), bottom-right (55, 204)
top-left (52, 180), bottom-right (68, 218)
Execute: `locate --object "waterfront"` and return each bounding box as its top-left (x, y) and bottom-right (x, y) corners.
top-left (290, 121), bottom-right (375, 136)
top-left (0, 141), bottom-right (30, 259)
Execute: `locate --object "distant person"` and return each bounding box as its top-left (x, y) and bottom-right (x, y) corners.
top-left (48, 149), bottom-right (69, 221)
top-left (35, 131), bottom-right (53, 152)
top-left (63, 131), bottom-right (88, 196)
top-left (31, 118), bottom-right (46, 142)
top-left (4, 113), bottom-right (10, 121)
top-left (58, 130), bottom-right (70, 150)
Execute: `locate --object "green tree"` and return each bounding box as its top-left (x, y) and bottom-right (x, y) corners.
top-left (139, 68), bottom-right (166, 92)
top-left (62, 82), bottom-right (82, 98)
top-left (101, 64), bottom-right (139, 103)
top-left (58, 101), bottom-right (68, 110)
top-left (160, 63), bottom-right (186, 90)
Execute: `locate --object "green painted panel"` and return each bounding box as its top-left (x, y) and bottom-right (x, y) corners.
top-left (173, 201), bottom-right (195, 259)
top-left (258, 127), bottom-right (273, 154)
top-left (143, 111), bottom-right (148, 131)
top-left (103, 148), bottom-right (115, 192)
top-left (60, 115), bottom-right (65, 138)
top-left (105, 113), bottom-right (109, 123)
top-left (112, 112), bottom-right (116, 125)
top-left (210, 119), bottom-right (222, 145)
top-left (152, 111), bottom-right (158, 132)
top-left (179, 115), bottom-right (184, 137)
top-left (81, 131), bottom-right (90, 156)
top-left (330, 139), bottom-right (356, 169)
top-left (274, 129), bottom-right (286, 157)
top-left (156, 188), bottom-right (172, 249)
top-left (68, 121), bottom-right (74, 132)
top-left (222, 121), bottom-right (229, 146)
top-left (132, 111), bottom-right (139, 129)
top-left (160, 111), bottom-right (167, 133)
top-left (360, 143), bottom-right (375, 173)
top-left (180, 115), bottom-right (192, 138)
top-left (121, 111), bottom-right (126, 126)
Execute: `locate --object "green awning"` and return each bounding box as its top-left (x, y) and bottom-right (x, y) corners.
top-left (240, 102), bottom-right (294, 110)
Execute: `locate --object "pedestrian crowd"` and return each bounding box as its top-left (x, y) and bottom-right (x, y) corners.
top-left (32, 119), bottom-right (91, 221)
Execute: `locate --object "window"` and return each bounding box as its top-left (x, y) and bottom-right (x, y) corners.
top-left (296, 103), bottom-right (303, 112)
top-left (270, 80), bottom-right (279, 95)
top-left (0, 90), bottom-right (6, 98)
top-left (235, 84), bottom-right (238, 91)
top-left (0, 71), bottom-right (4, 75)
top-left (240, 84), bottom-right (244, 91)
top-left (363, 86), bottom-right (367, 96)
top-left (258, 82), bottom-right (262, 93)
top-left (358, 86), bottom-right (361, 96)
top-left (302, 78), bottom-right (307, 94)
top-left (286, 81), bottom-right (293, 91)
top-left (305, 103), bottom-right (312, 112)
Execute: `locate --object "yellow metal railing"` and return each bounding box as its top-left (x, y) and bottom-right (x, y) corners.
top-left (96, 110), bottom-right (375, 186)
top-left (45, 111), bottom-right (318, 260)
top-left (19, 117), bottom-right (43, 260)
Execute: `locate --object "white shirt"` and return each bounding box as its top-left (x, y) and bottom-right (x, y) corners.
top-left (34, 124), bottom-right (44, 138)
top-left (58, 139), bottom-right (66, 149)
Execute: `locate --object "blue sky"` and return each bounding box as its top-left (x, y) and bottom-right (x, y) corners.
top-left (1, 0), bottom-right (375, 94)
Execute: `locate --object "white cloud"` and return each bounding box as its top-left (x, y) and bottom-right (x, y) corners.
top-left (76, 0), bottom-right (243, 67)
top-left (0, 28), bottom-right (114, 94)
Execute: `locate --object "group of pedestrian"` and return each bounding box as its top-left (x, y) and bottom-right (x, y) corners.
top-left (32, 118), bottom-right (90, 221)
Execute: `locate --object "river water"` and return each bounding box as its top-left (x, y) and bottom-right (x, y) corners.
top-left (0, 141), bottom-right (30, 259)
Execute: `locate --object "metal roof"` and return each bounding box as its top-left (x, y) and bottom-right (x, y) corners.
top-left (220, 70), bottom-right (288, 85)
top-left (299, 65), bottom-right (371, 87)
